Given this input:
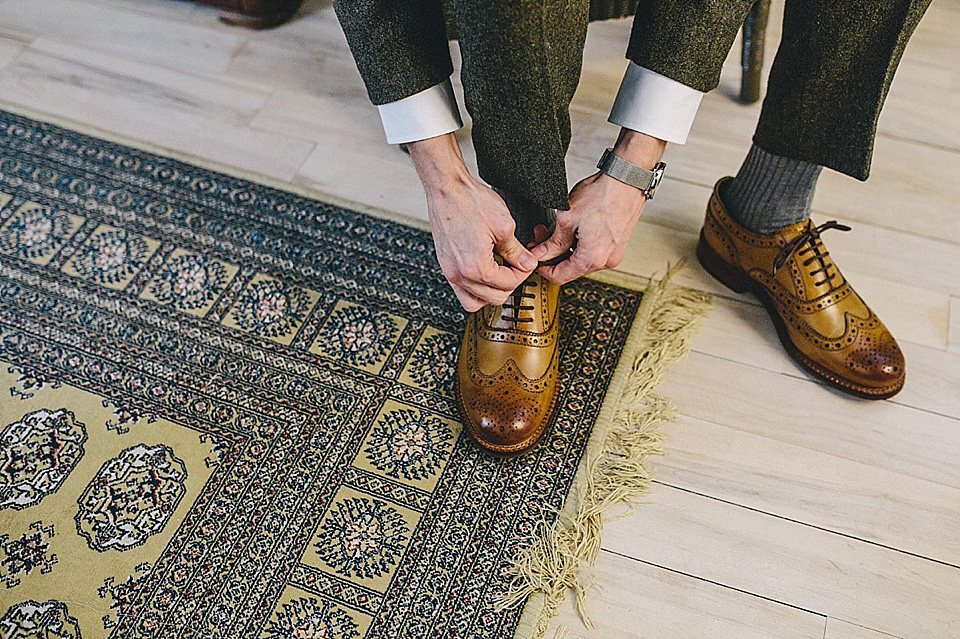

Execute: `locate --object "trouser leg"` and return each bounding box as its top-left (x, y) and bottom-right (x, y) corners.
top-left (625, 0), bottom-right (757, 92)
top-left (333, 0), bottom-right (453, 105)
top-left (754, 0), bottom-right (931, 180)
top-left (448, 0), bottom-right (591, 211)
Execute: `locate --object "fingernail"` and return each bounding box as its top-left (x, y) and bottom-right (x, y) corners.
top-left (521, 253), bottom-right (538, 270)
top-left (531, 245), bottom-right (547, 259)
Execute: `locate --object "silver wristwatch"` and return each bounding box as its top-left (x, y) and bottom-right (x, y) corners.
top-left (597, 148), bottom-right (666, 200)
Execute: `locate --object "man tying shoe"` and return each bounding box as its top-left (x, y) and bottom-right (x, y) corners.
top-left (333, 0), bottom-right (929, 455)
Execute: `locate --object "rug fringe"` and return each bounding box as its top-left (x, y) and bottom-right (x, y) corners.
top-left (498, 264), bottom-right (712, 639)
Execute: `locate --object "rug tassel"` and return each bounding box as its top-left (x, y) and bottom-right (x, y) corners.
top-left (497, 264), bottom-right (712, 639)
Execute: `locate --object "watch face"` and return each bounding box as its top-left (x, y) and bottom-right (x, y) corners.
top-left (647, 162), bottom-right (666, 198)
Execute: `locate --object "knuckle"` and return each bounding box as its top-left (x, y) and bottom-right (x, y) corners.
top-left (546, 236), bottom-right (566, 250)
top-left (492, 218), bottom-right (515, 238)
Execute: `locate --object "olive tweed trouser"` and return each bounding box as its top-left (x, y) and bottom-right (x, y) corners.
top-left (627, 0), bottom-right (931, 180)
top-left (334, 0), bottom-right (589, 211)
top-left (334, 0), bottom-right (930, 211)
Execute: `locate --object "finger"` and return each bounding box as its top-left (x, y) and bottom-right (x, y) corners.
top-left (526, 225), bottom-right (552, 249)
top-left (494, 234), bottom-right (538, 272)
top-left (450, 284), bottom-right (486, 312)
top-left (532, 224), bottom-right (551, 244)
top-left (531, 220), bottom-right (576, 262)
top-left (459, 279), bottom-right (514, 307)
top-left (538, 248), bottom-right (597, 285)
top-left (475, 258), bottom-right (533, 293)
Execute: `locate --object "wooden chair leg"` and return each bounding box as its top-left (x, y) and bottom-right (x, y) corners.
top-left (740, 0), bottom-right (771, 104)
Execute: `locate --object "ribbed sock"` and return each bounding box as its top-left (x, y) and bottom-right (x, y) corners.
top-left (720, 144), bottom-right (823, 235)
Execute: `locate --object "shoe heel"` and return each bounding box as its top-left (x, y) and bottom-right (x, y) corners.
top-left (696, 231), bottom-right (751, 293)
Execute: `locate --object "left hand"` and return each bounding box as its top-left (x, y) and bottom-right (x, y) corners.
top-left (530, 171), bottom-right (648, 284)
top-left (530, 129), bottom-right (665, 284)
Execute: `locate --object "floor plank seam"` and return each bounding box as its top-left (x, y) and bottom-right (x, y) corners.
top-left (649, 481), bottom-right (960, 570)
top-left (683, 345), bottom-right (958, 415)
top-left (600, 548), bottom-right (831, 619)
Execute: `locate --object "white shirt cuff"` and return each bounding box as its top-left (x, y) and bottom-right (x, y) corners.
top-left (377, 79), bottom-right (464, 145)
top-left (609, 63), bottom-right (704, 144)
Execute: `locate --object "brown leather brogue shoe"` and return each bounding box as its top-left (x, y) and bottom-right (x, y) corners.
top-left (697, 178), bottom-right (905, 399)
top-left (455, 273), bottom-right (560, 456)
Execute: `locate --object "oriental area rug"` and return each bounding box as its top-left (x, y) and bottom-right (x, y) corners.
top-left (0, 107), bottom-right (709, 639)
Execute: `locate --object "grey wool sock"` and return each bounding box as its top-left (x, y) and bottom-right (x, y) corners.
top-left (720, 144), bottom-right (823, 235)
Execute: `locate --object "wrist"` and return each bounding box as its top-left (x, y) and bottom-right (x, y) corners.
top-left (612, 128), bottom-right (666, 169)
top-left (407, 132), bottom-right (472, 193)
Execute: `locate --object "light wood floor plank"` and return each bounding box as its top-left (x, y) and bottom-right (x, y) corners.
top-left (825, 618), bottom-right (903, 639)
top-left (902, 0), bottom-right (960, 73)
top-left (0, 0), bottom-right (244, 75)
top-left (603, 485), bottom-right (960, 639)
top-left (0, 33), bottom-right (25, 69)
top-left (0, 42), bottom-right (315, 181)
top-left (551, 551), bottom-right (827, 639)
top-left (878, 60), bottom-right (960, 153)
top-left (227, 38), bottom-right (365, 98)
top-left (89, 0), bottom-right (213, 21)
top-left (890, 341), bottom-right (960, 419)
top-left (661, 351), bottom-right (960, 490)
top-left (657, 414), bottom-right (960, 565)
top-left (295, 139), bottom-right (428, 221)
top-left (949, 297), bottom-right (960, 354)
top-left (24, 38), bottom-right (272, 120)
top-left (250, 88), bottom-right (384, 147)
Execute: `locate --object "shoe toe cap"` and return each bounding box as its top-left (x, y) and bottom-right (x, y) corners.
top-left (465, 392), bottom-right (544, 449)
top-left (843, 329), bottom-right (905, 391)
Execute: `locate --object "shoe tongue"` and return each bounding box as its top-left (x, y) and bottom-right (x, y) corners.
top-left (779, 218), bottom-right (816, 241)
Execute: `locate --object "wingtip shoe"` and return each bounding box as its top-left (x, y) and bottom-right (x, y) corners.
top-left (697, 178), bottom-right (905, 399)
top-left (455, 273), bottom-right (560, 457)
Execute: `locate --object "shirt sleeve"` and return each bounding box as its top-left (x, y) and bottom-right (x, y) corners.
top-left (608, 63), bottom-right (704, 144)
top-left (376, 78), bottom-right (464, 145)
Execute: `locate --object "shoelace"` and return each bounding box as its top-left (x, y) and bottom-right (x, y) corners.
top-left (501, 279), bottom-right (536, 324)
top-left (772, 220), bottom-right (851, 288)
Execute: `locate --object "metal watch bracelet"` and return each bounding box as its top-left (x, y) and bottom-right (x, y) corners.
top-left (597, 148), bottom-right (666, 200)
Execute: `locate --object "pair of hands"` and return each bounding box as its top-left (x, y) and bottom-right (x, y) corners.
top-left (410, 130), bottom-right (665, 312)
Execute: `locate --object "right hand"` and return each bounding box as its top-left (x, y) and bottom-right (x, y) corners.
top-left (425, 174), bottom-right (539, 311)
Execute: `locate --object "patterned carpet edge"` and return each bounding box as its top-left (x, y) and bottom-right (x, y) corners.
top-left (507, 265), bottom-right (713, 639)
top-left (0, 100), bottom-right (435, 235)
top-left (0, 98), bottom-right (714, 639)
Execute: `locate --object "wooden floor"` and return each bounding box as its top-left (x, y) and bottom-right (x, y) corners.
top-left (1, 0), bottom-right (958, 637)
